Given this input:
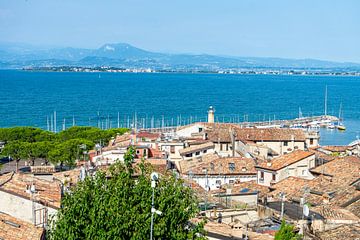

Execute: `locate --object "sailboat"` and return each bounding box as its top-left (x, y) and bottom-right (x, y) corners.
top-left (336, 103), bottom-right (346, 131)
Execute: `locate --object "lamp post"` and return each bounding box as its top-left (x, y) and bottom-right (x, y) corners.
top-left (150, 172), bottom-right (162, 240)
top-left (280, 192), bottom-right (285, 220)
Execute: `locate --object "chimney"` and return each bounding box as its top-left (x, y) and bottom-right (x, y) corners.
top-left (208, 106), bottom-right (215, 123)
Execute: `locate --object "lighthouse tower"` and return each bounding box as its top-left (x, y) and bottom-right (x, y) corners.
top-left (208, 106), bottom-right (215, 123)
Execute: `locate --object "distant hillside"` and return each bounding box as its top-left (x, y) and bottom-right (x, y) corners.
top-left (1, 42), bottom-right (360, 70)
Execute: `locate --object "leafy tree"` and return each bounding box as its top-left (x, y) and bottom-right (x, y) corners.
top-left (275, 220), bottom-right (302, 240)
top-left (48, 150), bottom-right (206, 240)
top-left (0, 126), bottom-right (128, 170)
top-left (0, 127), bottom-right (54, 142)
top-left (2, 140), bottom-right (28, 172)
top-left (48, 138), bottom-right (94, 169)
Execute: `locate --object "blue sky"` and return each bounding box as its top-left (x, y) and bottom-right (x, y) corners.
top-left (1, 0), bottom-right (359, 62)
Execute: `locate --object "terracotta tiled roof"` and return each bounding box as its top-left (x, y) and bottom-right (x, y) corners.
top-left (136, 131), bottom-right (160, 140)
top-left (179, 142), bottom-right (214, 156)
top-left (189, 157), bottom-right (257, 176)
top-left (0, 212), bottom-right (44, 240)
top-left (270, 157), bottom-right (360, 207)
top-left (322, 145), bottom-right (355, 152)
top-left (204, 221), bottom-right (273, 240)
top-left (308, 148), bottom-right (336, 162)
top-left (178, 153), bottom-right (220, 174)
top-left (234, 128), bottom-right (306, 142)
top-left (132, 159), bottom-right (169, 176)
top-left (53, 168), bottom-right (81, 186)
top-left (256, 150), bottom-right (314, 171)
top-left (311, 156), bottom-right (360, 180)
top-left (311, 206), bottom-right (360, 221)
top-left (0, 173), bottom-right (62, 209)
top-left (346, 198), bottom-right (360, 218)
top-left (316, 224), bottom-right (360, 239)
top-left (269, 176), bottom-right (311, 200)
top-left (230, 180), bottom-right (270, 198)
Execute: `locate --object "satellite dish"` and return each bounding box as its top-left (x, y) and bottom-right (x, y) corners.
top-left (303, 205), bottom-right (310, 217)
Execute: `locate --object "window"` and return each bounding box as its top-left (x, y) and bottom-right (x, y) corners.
top-left (199, 127), bottom-right (203, 132)
top-left (272, 174), bottom-right (276, 181)
top-left (136, 150), bottom-right (140, 154)
top-left (228, 162), bottom-right (235, 172)
top-left (302, 169), bottom-right (307, 176)
top-left (226, 144), bottom-right (229, 151)
top-left (284, 141), bottom-right (288, 146)
top-left (259, 171), bottom-right (264, 183)
top-left (220, 143), bottom-right (223, 151)
top-left (185, 153), bottom-right (192, 158)
top-left (210, 163), bottom-right (215, 171)
top-left (216, 180), bottom-right (221, 185)
top-left (229, 180), bottom-right (234, 184)
top-left (310, 138), bottom-right (314, 145)
top-left (195, 151), bottom-right (200, 156)
top-left (170, 146), bottom-right (175, 153)
top-left (203, 149), bottom-right (207, 154)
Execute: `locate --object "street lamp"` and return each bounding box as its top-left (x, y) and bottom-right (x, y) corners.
top-left (150, 172), bottom-right (162, 240)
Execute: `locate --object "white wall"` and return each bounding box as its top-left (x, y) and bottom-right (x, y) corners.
top-left (93, 149), bottom-right (126, 165)
top-left (256, 141), bottom-right (305, 155)
top-left (0, 190), bottom-right (57, 224)
top-left (257, 154), bottom-right (316, 186)
top-left (192, 175), bottom-right (256, 190)
top-left (176, 124), bottom-right (205, 138)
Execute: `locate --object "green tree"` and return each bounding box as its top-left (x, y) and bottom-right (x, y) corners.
top-left (2, 140), bottom-right (28, 172)
top-left (48, 151), bottom-right (206, 240)
top-left (48, 138), bottom-right (94, 169)
top-left (275, 220), bottom-right (302, 240)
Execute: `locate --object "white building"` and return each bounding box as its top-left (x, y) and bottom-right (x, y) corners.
top-left (255, 150), bottom-right (316, 187)
top-left (179, 156), bottom-right (257, 190)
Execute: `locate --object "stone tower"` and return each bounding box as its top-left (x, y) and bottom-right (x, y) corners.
top-left (208, 106), bottom-right (215, 123)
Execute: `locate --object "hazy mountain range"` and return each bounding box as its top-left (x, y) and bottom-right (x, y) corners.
top-left (1, 42), bottom-right (360, 70)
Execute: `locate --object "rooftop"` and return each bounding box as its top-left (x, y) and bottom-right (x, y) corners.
top-left (179, 141), bottom-right (214, 156)
top-left (321, 145), bottom-right (355, 152)
top-left (316, 224), bottom-right (360, 239)
top-left (189, 157), bottom-right (257, 176)
top-left (0, 172), bottom-right (62, 209)
top-left (0, 212), bottom-right (44, 240)
top-left (256, 150), bottom-right (314, 171)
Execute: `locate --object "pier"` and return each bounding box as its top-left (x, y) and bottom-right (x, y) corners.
top-left (143, 115), bottom-right (339, 133)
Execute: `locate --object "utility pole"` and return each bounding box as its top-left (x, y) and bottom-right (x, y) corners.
top-left (150, 172), bottom-right (161, 240)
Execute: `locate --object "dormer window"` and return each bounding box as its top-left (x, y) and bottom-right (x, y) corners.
top-left (241, 167), bottom-right (247, 172)
top-left (228, 162), bottom-right (235, 172)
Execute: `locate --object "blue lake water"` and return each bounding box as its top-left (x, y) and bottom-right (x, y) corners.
top-left (0, 70), bottom-right (359, 145)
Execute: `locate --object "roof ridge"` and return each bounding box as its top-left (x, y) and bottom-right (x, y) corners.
top-left (0, 171), bottom-right (14, 187)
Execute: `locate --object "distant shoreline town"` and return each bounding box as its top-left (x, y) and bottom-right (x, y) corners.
top-left (22, 66), bottom-right (360, 76)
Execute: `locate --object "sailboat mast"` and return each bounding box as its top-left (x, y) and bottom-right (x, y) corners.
top-left (324, 85), bottom-right (328, 116)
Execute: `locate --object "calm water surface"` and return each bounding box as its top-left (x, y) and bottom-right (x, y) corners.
top-left (0, 70), bottom-right (359, 145)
